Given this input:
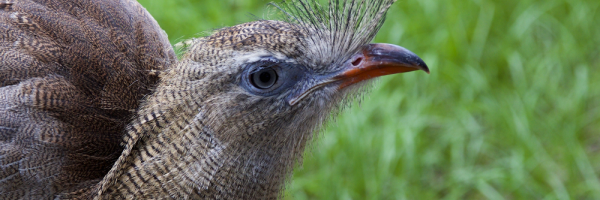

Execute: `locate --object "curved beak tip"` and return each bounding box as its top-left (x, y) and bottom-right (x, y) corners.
top-left (419, 61), bottom-right (430, 74)
top-left (374, 43), bottom-right (429, 74)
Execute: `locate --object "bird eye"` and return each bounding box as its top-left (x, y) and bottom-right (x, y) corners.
top-left (242, 60), bottom-right (304, 96)
top-left (250, 67), bottom-right (278, 89)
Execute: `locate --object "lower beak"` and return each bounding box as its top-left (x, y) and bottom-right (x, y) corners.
top-left (334, 43), bottom-right (429, 89)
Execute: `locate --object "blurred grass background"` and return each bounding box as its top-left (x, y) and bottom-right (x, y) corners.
top-left (137, 0), bottom-right (600, 199)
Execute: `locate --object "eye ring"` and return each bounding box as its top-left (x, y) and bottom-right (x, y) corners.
top-left (241, 59), bottom-right (304, 96)
top-left (250, 67), bottom-right (278, 89)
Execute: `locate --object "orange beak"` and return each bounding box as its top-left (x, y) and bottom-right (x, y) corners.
top-left (335, 43), bottom-right (429, 89)
top-left (287, 43), bottom-right (428, 105)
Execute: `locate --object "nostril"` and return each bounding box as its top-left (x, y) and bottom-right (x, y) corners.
top-left (351, 57), bottom-right (363, 66)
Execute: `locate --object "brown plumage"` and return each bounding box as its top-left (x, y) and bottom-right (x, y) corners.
top-left (0, 0), bottom-right (427, 199)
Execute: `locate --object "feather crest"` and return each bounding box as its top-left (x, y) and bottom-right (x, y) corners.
top-left (274, 0), bottom-right (397, 69)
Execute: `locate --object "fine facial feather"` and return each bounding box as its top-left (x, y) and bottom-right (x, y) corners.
top-left (95, 20), bottom-right (326, 199)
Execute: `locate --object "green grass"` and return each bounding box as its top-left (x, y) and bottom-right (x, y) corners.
top-left (137, 0), bottom-right (600, 199)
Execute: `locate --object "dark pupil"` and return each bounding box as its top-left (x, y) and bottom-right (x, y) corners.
top-left (259, 72), bottom-right (271, 83)
top-left (251, 68), bottom-right (277, 89)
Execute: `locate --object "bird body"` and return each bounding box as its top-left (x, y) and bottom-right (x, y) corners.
top-left (0, 0), bottom-right (428, 199)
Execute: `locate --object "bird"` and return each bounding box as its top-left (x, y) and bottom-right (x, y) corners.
top-left (0, 0), bottom-right (428, 199)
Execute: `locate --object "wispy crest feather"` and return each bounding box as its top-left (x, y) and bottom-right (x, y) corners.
top-left (274, 0), bottom-right (397, 68)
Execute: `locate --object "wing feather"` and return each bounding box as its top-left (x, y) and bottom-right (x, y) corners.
top-left (0, 0), bottom-right (175, 198)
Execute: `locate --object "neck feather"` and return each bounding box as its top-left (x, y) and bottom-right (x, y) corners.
top-left (94, 69), bottom-right (305, 199)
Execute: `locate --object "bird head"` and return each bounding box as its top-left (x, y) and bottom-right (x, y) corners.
top-left (163, 0), bottom-right (428, 165)
top-left (93, 0), bottom-right (429, 198)
top-left (148, 0), bottom-right (428, 184)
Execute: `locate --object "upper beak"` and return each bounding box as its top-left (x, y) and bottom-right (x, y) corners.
top-left (334, 43), bottom-right (429, 89)
top-left (287, 43), bottom-right (428, 105)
